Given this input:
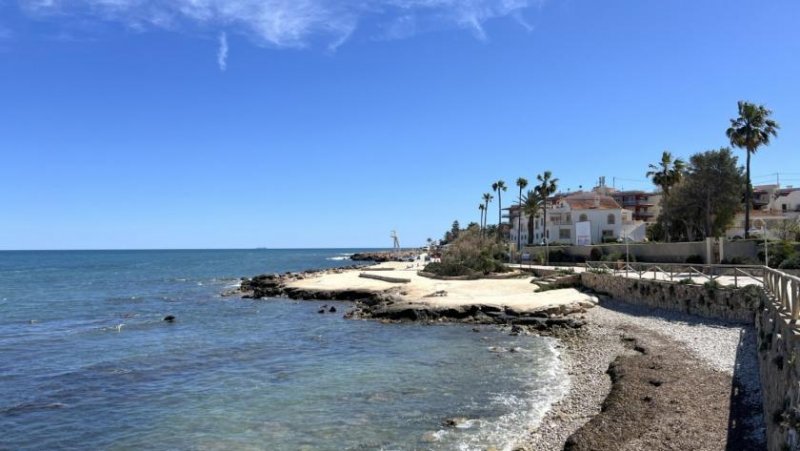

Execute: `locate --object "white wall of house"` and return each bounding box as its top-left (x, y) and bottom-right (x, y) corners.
top-left (508, 205), bottom-right (643, 246)
top-left (769, 190), bottom-right (800, 214)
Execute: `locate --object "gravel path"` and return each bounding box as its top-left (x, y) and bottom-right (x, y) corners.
top-left (521, 298), bottom-right (766, 450)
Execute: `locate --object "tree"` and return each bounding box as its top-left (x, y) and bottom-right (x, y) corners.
top-left (492, 180), bottom-right (507, 227)
top-left (481, 193), bottom-right (494, 236)
top-left (646, 151), bottom-right (686, 242)
top-left (536, 171), bottom-right (558, 262)
top-left (521, 189), bottom-right (542, 245)
top-left (657, 148), bottom-right (744, 240)
top-left (478, 204), bottom-right (485, 234)
top-left (450, 220), bottom-right (460, 241)
top-left (726, 101), bottom-right (780, 238)
top-left (766, 218), bottom-right (800, 242)
top-left (515, 177), bottom-right (528, 251)
top-left (646, 151), bottom-right (685, 196)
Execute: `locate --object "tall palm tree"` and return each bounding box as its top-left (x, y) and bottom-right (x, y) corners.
top-left (536, 171), bottom-right (558, 264)
top-left (515, 177), bottom-right (528, 251)
top-left (482, 192), bottom-right (494, 237)
top-left (646, 151), bottom-right (685, 196)
top-left (492, 180), bottom-right (507, 226)
top-left (536, 171), bottom-right (558, 241)
top-left (478, 204), bottom-right (485, 234)
top-left (521, 189), bottom-right (542, 246)
top-left (726, 101), bottom-right (780, 238)
top-left (646, 151), bottom-right (685, 243)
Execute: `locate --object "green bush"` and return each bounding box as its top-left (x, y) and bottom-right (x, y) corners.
top-left (547, 249), bottom-right (574, 263)
top-left (685, 255), bottom-right (704, 264)
top-left (759, 241), bottom-right (797, 268)
top-left (435, 227), bottom-right (510, 275)
top-left (779, 254), bottom-right (800, 270)
top-left (603, 252), bottom-right (624, 262)
top-left (601, 252), bottom-right (635, 262)
top-left (423, 262), bottom-right (476, 277)
top-left (589, 248), bottom-right (603, 261)
top-left (704, 279), bottom-right (721, 293)
top-left (725, 255), bottom-right (760, 265)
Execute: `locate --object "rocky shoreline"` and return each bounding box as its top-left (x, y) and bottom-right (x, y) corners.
top-left (523, 299), bottom-right (765, 451)
top-left (349, 250), bottom-right (420, 262)
top-left (231, 267), bottom-right (765, 450)
top-left (235, 267), bottom-right (590, 331)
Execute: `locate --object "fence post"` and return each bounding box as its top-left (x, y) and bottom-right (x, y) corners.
top-left (782, 277), bottom-right (791, 311)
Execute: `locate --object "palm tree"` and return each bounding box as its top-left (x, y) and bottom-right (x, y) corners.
top-left (536, 171), bottom-right (558, 264)
top-left (726, 101), bottom-right (780, 238)
top-left (521, 190), bottom-right (542, 246)
top-left (646, 151), bottom-right (685, 196)
top-left (492, 180), bottom-right (507, 226)
top-left (478, 204), bottom-right (486, 234)
top-left (646, 151), bottom-right (685, 243)
top-left (482, 192), bottom-right (494, 237)
top-left (515, 177), bottom-right (528, 251)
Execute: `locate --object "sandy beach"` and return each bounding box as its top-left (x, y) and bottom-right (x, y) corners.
top-left (285, 261), bottom-right (597, 314)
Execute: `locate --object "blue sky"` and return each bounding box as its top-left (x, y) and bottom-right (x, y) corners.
top-left (1, 0), bottom-right (798, 250)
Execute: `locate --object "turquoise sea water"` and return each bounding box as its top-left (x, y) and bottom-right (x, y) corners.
top-left (0, 250), bottom-right (567, 450)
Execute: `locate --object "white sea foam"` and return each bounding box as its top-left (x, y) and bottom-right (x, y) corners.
top-left (326, 253), bottom-right (353, 261)
top-left (451, 337), bottom-right (570, 451)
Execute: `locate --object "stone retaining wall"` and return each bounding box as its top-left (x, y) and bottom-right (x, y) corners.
top-left (579, 272), bottom-right (760, 323)
top-left (756, 298), bottom-right (800, 450)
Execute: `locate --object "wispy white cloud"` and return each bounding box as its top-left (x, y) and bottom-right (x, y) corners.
top-left (217, 31), bottom-right (227, 70)
top-left (18, 0), bottom-right (541, 49)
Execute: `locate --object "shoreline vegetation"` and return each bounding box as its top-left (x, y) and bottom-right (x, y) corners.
top-left (230, 250), bottom-right (765, 450)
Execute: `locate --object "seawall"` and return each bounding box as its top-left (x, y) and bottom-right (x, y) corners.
top-left (579, 272), bottom-right (761, 323)
top-left (756, 278), bottom-right (800, 451)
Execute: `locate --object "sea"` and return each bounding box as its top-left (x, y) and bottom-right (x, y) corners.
top-left (0, 249), bottom-right (568, 451)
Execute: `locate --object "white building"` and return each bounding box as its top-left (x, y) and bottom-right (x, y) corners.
top-left (769, 187), bottom-right (800, 215)
top-left (724, 185), bottom-right (800, 239)
top-left (508, 192), bottom-right (647, 247)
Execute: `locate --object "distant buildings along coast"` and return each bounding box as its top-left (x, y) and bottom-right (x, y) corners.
top-left (506, 177), bottom-right (800, 246)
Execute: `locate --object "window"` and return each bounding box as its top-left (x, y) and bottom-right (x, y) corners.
top-left (579, 214), bottom-right (588, 222)
top-left (602, 229), bottom-right (614, 237)
top-left (607, 214), bottom-right (616, 225)
top-left (565, 214), bottom-right (571, 223)
top-left (559, 229), bottom-right (571, 239)
top-left (783, 204), bottom-right (788, 212)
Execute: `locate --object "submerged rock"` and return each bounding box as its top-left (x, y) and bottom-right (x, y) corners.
top-left (163, 315), bottom-right (176, 323)
top-left (442, 417), bottom-right (467, 427)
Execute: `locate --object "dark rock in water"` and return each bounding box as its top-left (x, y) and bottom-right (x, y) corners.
top-left (350, 251), bottom-right (417, 262)
top-left (329, 306), bottom-right (337, 313)
top-left (442, 417), bottom-right (470, 428)
top-left (163, 315), bottom-right (176, 323)
top-left (317, 309), bottom-right (325, 314)
top-left (472, 327), bottom-right (481, 332)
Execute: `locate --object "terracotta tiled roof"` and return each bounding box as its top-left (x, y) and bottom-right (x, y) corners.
top-left (561, 193), bottom-right (621, 210)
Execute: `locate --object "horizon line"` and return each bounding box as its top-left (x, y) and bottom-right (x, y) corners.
top-left (0, 247), bottom-right (406, 252)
